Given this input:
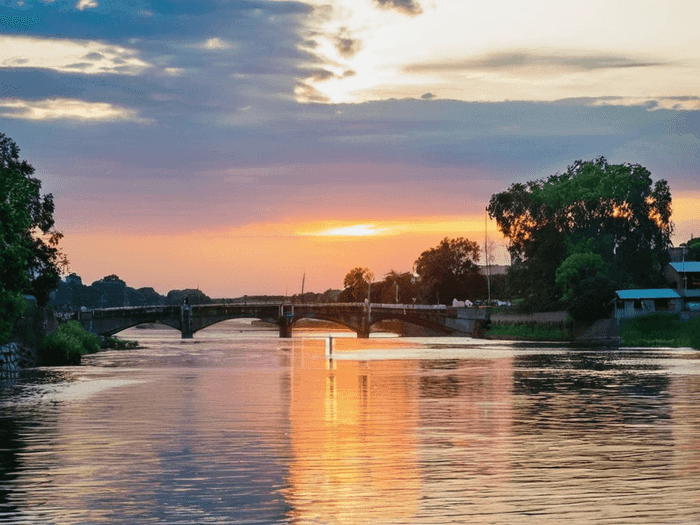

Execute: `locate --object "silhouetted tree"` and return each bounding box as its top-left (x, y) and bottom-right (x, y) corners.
top-left (488, 157), bottom-right (673, 315)
top-left (339, 267), bottom-right (373, 302)
top-left (413, 237), bottom-right (482, 305)
top-left (0, 133), bottom-right (66, 308)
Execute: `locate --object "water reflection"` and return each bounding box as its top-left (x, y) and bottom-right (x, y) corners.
top-left (2, 330), bottom-right (700, 524)
top-left (286, 338), bottom-right (421, 524)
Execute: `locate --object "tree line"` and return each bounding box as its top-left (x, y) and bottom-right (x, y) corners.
top-left (338, 237), bottom-right (495, 305)
top-left (341, 156), bottom-right (681, 321)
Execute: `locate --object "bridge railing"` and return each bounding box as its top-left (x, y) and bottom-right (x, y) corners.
top-left (76, 302), bottom-right (453, 315)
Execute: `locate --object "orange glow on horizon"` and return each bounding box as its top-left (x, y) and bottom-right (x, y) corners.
top-left (296, 216), bottom-right (491, 238)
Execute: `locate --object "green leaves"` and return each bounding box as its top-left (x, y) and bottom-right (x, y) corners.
top-left (488, 157), bottom-right (673, 317)
top-left (0, 134), bottom-right (66, 305)
top-left (0, 290), bottom-right (27, 345)
top-left (413, 237), bottom-right (483, 304)
top-left (40, 320), bottom-right (101, 363)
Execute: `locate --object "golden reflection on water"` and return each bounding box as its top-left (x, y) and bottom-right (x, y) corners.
top-left (286, 337), bottom-right (422, 524)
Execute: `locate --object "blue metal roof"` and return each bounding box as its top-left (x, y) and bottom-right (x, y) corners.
top-left (616, 289), bottom-right (680, 300)
top-left (670, 262), bottom-right (700, 273)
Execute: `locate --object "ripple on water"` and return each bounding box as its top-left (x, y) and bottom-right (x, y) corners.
top-left (2, 329), bottom-right (700, 524)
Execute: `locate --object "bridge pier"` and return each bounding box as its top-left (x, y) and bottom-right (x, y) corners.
top-left (181, 305), bottom-right (193, 339)
top-left (279, 320), bottom-right (293, 338)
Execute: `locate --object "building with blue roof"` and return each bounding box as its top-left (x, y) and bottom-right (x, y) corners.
top-left (613, 288), bottom-right (683, 322)
top-left (614, 260), bottom-right (700, 322)
top-left (665, 262), bottom-right (700, 300)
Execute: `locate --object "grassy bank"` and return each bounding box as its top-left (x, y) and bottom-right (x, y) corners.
top-left (486, 323), bottom-right (570, 340)
top-left (620, 313), bottom-right (700, 349)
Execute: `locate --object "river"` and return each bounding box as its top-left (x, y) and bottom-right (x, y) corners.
top-left (1, 321), bottom-right (700, 524)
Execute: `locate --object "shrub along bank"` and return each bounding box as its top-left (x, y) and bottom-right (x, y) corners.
top-left (620, 313), bottom-right (700, 349)
top-left (40, 320), bottom-right (101, 365)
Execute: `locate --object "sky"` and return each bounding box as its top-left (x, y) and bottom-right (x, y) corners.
top-left (1, 0), bottom-right (699, 297)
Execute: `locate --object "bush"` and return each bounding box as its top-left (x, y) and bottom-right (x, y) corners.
top-left (620, 313), bottom-right (700, 348)
top-left (40, 321), bottom-right (100, 364)
top-left (686, 317), bottom-right (700, 350)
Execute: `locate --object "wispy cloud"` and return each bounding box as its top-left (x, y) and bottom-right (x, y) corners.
top-left (374, 0), bottom-right (422, 16)
top-left (335, 28), bottom-right (361, 58)
top-left (589, 96), bottom-right (700, 111)
top-left (0, 36), bottom-right (149, 75)
top-left (0, 98), bottom-right (152, 123)
top-left (404, 51), bottom-right (668, 75)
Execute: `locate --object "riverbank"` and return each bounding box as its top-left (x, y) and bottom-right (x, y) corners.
top-left (620, 313), bottom-right (700, 349)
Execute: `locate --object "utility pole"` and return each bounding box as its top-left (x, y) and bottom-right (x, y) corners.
top-left (485, 208), bottom-right (491, 305)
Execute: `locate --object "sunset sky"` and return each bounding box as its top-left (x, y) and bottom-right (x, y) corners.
top-left (1, 0), bottom-right (698, 297)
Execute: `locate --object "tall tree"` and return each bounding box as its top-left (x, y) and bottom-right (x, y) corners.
top-left (0, 133), bottom-right (66, 306)
top-left (413, 237), bottom-right (483, 304)
top-left (488, 157), bottom-right (673, 314)
top-left (339, 267), bottom-right (374, 302)
top-left (377, 269), bottom-right (417, 304)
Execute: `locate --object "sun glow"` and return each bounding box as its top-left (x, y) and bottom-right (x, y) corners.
top-left (315, 224), bottom-right (383, 237)
top-left (296, 217), bottom-right (491, 238)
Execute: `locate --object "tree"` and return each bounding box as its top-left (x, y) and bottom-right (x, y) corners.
top-left (488, 157), bottom-right (673, 315)
top-left (413, 237), bottom-right (483, 304)
top-left (684, 237), bottom-right (700, 261)
top-left (0, 133), bottom-right (66, 306)
top-left (378, 269), bottom-right (417, 304)
top-left (338, 267), bottom-right (373, 302)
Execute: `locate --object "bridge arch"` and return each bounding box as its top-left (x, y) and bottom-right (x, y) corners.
top-left (191, 314), bottom-right (280, 334)
top-left (367, 313), bottom-right (454, 336)
top-left (288, 314), bottom-right (362, 335)
top-left (105, 320), bottom-right (181, 336)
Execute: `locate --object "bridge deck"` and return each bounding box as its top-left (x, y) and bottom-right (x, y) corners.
top-left (75, 302), bottom-right (488, 338)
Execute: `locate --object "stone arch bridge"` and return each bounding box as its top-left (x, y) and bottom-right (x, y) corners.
top-left (74, 302), bottom-right (489, 339)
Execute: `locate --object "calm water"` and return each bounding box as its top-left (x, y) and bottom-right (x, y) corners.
top-left (2, 321), bottom-right (700, 524)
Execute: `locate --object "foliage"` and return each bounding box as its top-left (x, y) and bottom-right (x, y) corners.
top-left (373, 270), bottom-right (418, 304)
top-left (0, 133), bottom-right (67, 306)
top-left (620, 313), bottom-right (700, 349)
top-left (488, 157), bottom-right (673, 316)
top-left (40, 320), bottom-right (100, 363)
top-left (684, 237), bottom-right (700, 261)
top-left (555, 244), bottom-right (615, 321)
top-left (413, 237), bottom-right (483, 304)
top-left (339, 267), bottom-right (374, 302)
top-left (0, 290), bottom-right (27, 345)
top-left (102, 337), bottom-right (139, 350)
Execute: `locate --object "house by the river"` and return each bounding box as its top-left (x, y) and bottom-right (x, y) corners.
top-left (614, 261), bottom-right (700, 323)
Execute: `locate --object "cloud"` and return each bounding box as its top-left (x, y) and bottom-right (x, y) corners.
top-left (0, 36), bottom-right (149, 75)
top-left (75, 0), bottom-right (98, 11)
top-left (335, 28), bottom-right (361, 58)
top-left (373, 0), bottom-right (422, 16)
top-left (589, 96), bottom-right (700, 111)
top-left (294, 82), bottom-right (331, 103)
top-left (0, 98), bottom-right (152, 123)
top-left (405, 51), bottom-right (668, 76)
top-left (198, 37), bottom-right (235, 50)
